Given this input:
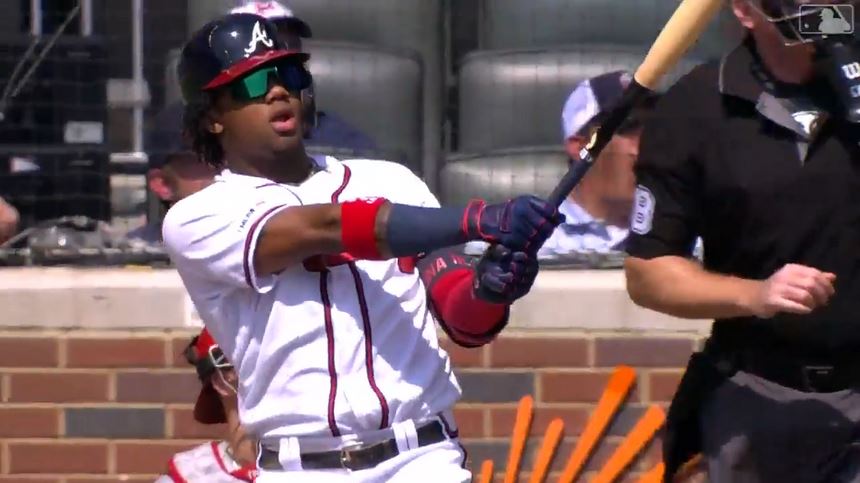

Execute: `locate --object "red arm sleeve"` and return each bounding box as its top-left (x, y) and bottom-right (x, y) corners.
top-left (418, 247), bottom-right (509, 347)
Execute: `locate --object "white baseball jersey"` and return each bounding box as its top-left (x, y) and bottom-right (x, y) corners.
top-left (163, 156), bottom-right (462, 441)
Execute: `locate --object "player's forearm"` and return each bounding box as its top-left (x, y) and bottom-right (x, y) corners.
top-left (255, 204), bottom-right (345, 275)
top-left (624, 255), bottom-right (761, 319)
top-left (255, 197), bottom-right (552, 276)
top-left (430, 268), bottom-right (508, 347)
top-left (254, 201), bottom-right (478, 276)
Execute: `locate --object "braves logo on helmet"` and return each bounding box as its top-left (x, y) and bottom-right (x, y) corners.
top-left (244, 20), bottom-right (275, 56)
top-left (178, 13), bottom-right (310, 103)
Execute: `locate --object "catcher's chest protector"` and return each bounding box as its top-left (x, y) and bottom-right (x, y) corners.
top-left (169, 441), bottom-right (257, 482)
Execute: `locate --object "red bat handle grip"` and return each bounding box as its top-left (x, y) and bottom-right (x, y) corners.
top-left (548, 80), bottom-right (653, 208)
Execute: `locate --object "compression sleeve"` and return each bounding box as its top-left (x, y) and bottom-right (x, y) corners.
top-left (385, 203), bottom-right (479, 257)
top-left (339, 199), bottom-right (480, 260)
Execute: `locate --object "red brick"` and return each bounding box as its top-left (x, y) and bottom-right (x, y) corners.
top-left (540, 371), bottom-right (638, 403)
top-left (638, 435), bottom-right (663, 469)
top-left (170, 407), bottom-right (227, 439)
top-left (490, 337), bottom-right (589, 368)
top-left (520, 437), bottom-right (583, 473)
top-left (115, 441), bottom-right (198, 474)
top-left (490, 405), bottom-right (589, 438)
top-left (582, 439), bottom-right (620, 472)
top-left (0, 478), bottom-right (62, 483)
top-left (0, 337), bottom-right (59, 368)
top-left (599, 436), bottom-right (661, 479)
top-left (440, 337), bottom-right (484, 368)
top-left (649, 371), bottom-right (685, 403)
top-left (595, 338), bottom-right (694, 367)
top-left (170, 333), bottom-right (198, 367)
top-left (452, 407), bottom-right (485, 439)
top-left (116, 371), bottom-right (198, 403)
top-left (0, 407), bottom-right (60, 437)
top-left (8, 372), bottom-right (109, 403)
top-left (8, 441), bottom-right (108, 473)
top-left (66, 337), bottom-right (166, 368)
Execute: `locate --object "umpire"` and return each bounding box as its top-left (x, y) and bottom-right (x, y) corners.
top-left (624, 0), bottom-right (860, 482)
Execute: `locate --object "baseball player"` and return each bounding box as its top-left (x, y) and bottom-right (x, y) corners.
top-left (163, 12), bottom-right (562, 482)
top-left (156, 329), bottom-right (258, 482)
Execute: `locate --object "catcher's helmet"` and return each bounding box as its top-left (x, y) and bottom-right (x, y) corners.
top-left (177, 12), bottom-right (310, 104)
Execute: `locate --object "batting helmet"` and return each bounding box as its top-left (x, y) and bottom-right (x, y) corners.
top-left (177, 12), bottom-right (312, 105)
top-left (227, 2), bottom-right (319, 134)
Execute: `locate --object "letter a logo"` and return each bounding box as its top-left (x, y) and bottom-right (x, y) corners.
top-left (245, 21), bottom-right (274, 55)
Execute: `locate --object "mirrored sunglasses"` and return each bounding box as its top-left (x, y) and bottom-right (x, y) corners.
top-left (230, 61), bottom-right (312, 101)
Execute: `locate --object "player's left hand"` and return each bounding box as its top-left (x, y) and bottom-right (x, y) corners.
top-left (473, 244), bottom-right (539, 304)
top-left (463, 196), bottom-right (564, 254)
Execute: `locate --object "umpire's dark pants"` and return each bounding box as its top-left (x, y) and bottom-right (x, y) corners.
top-left (701, 369), bottom-right (860, 483)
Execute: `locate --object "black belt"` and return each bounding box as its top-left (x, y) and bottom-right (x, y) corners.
top-left (258, 420), bottom-right (447, 472)
top-left (735, 351), bottom-right (860, 392)
top-left (705, 336), bottom-right (860, 393)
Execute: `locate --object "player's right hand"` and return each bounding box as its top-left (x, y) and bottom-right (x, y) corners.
top-left (749, 263), bottom-right (836, 318)
top-left (462, 196), bottom-right (564, 253)
top-left (473, 244), bottom-right (539, 304)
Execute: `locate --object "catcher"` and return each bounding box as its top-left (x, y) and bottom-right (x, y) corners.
top-left (156, 328), bottom-right (258, 482)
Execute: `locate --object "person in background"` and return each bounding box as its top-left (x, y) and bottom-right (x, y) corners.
top-left (537, 70), bottom-right (660, 261)
top-left (0, 196), bottom-right (18, 244)
top-left (126, 102), bottom-right (218, 244)
top-left (155, 329), bottom-right (258, 482)
top-left (229, 0), bottom-right (378, 154)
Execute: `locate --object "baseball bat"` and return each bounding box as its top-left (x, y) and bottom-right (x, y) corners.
top-left (557, 365), bottom-right (636, 483)
top-left (529, 418), bottom-right (565, 483)
top-left (591, 405), bottom-right (667, 483)
top-left (638, 462), bottom-right (666, 483)
top-left (547, 0), bottom-right (725, 207)
top-left (673, 453), bottom-right (705, 482)
top-left (504, 395), bottom-right (535, 483)
top-left (479, 459), bottom-right (495, 483)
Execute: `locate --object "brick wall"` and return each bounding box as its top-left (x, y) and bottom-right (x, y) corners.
top-left (0, 330), bottom-right (701, 482)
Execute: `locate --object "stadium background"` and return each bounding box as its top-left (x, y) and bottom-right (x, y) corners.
top-left (0, 0), bottom-right (739, 481)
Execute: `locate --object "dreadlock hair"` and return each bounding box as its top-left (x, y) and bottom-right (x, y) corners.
top-left (182, 92), bottom-right (225, 168)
